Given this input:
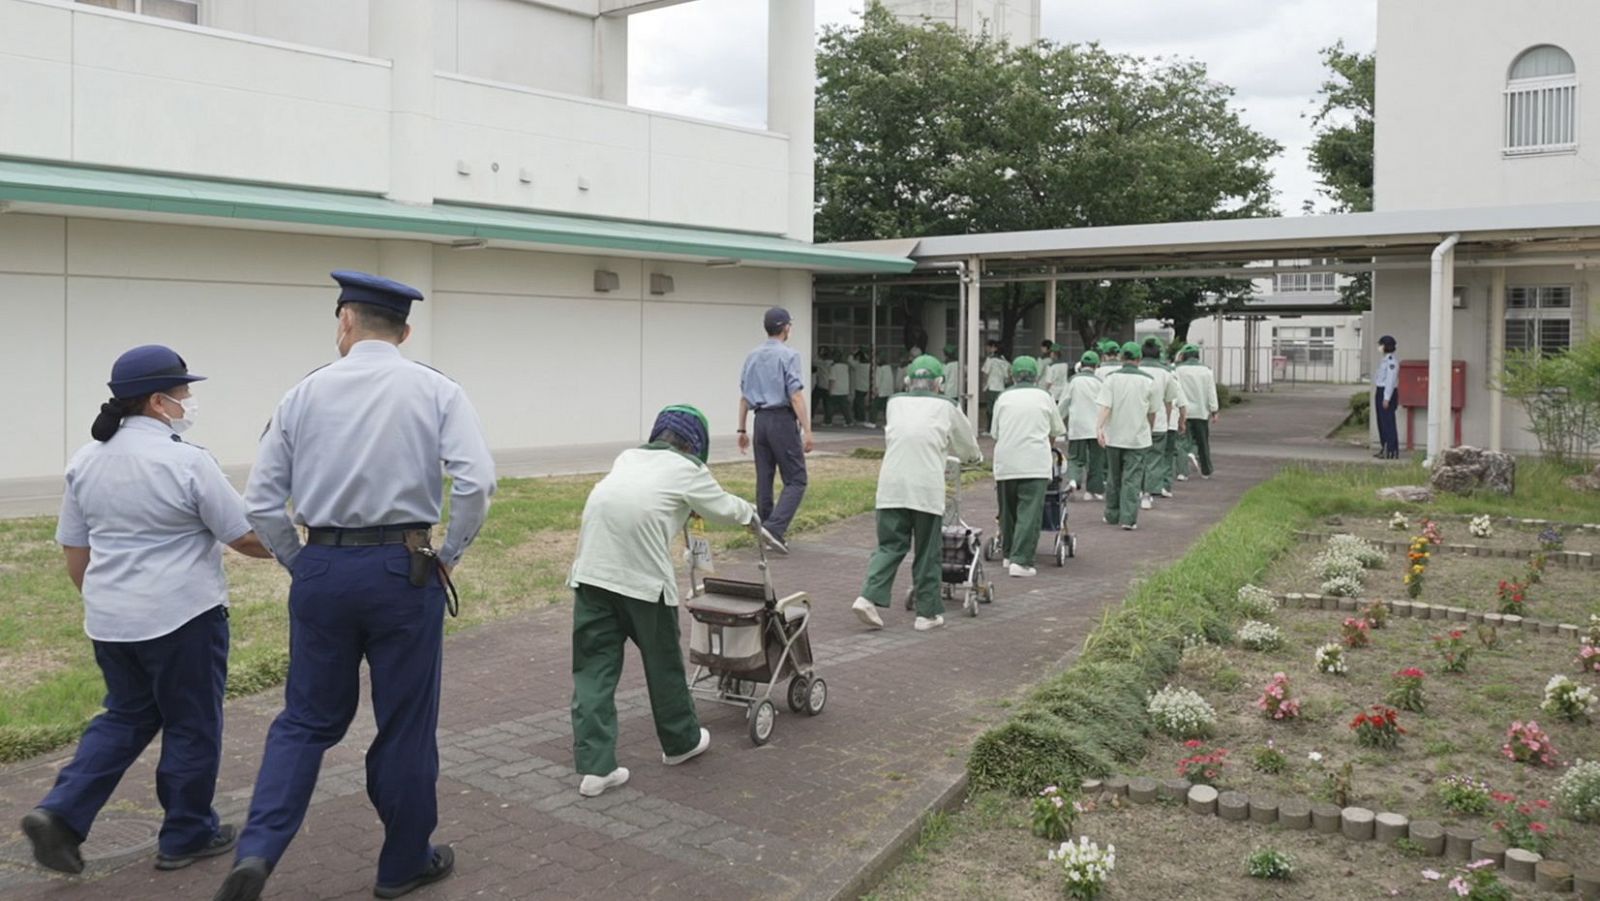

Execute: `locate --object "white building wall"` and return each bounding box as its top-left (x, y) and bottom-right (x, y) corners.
top-left (879, 0), bottom-right (1040, 45)
top-left (1374, 0), bottom-right (1600, 210)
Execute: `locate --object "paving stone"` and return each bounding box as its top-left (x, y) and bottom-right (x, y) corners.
top-left (1217, 791), bottom-right (1249, 822)
top-left (1277, 797), bottom-right (1311, 830)
top-left (1535, 860), bottom-right (1574, 893)
top-left (1337, 597), bottom-right (1358, 612)
top-left (1575, 866), bottom-right (1600, 900)
top-left (1127, 777), bottom-right (1158, 804)
top-left (1444, 826), bottom-right (1480, 861)
top-left (1340, 806), bottom-right (1375, 840)
top-left (1392, 600), bottom-right (1413, 617)
top-left (1159, 779), bottom-right (1191, 802)
top-left (1374, 812), bottom-right (1408, 843)
top-left (1505, 848), bottom-right (1541, 882)
top-left (1104, 775), bottom-right (1129, 797)
top-left (1187, 784), bottom-right (1219, 816)
top-left (1311, 803), bottom-right (1341, 834)
top-left (1408, 820), bottom-right (1445, 856)
top-left (1472, 838), bottom-right (1508, 868)
top-left (1247, 794), bottom-right (1278, 826)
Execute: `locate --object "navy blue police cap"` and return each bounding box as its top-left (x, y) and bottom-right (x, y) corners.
top-left (763, 306), bottom-right (792, 333)
top-left (331, 270), bottom-right (425, 317)
top-left (107, 345), bottom-right (206, 399)
top-left (1379, 334), bottom-right (1396, 347)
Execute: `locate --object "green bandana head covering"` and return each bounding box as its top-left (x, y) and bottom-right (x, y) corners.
top-left (651, 404), bottom-right (711, 462)
top-left (907, 354), bottom-right (944, 380)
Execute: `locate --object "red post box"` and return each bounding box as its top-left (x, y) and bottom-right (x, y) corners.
top-left (1397, 360), bottom-right (1466, 450)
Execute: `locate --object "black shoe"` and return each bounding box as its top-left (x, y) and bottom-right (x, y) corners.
top-left (157, 823), bottom-right (238, 871)
top-left (214, 857), bottom-right (272, 901)
top-left (21, 808), bottom-right (84, 875)
top-left (374, 845), bottom-right (455, 899)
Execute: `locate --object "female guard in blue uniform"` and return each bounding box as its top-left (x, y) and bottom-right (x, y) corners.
top-left (22, 345), bottom-right (271, 874)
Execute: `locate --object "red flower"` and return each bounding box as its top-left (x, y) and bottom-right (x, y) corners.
top-left (1185, 739), bottom-right (1203, 749)
top-left (1535, 799), bottom-right (1551, 810)
top-left (1448, 630), bottom-right (1465, 640)
top-left (1396, 667), bottom-right (1425, 679)
top-left (1491, 791), bottom-right (1516, 803)
top-left (1530, 822), bottom-right (1548, 833)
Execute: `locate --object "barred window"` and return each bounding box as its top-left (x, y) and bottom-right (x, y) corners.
top-left (1274, 271), bottom-right (1338, 294)
top-left (1505, 285), bottom-right (1573, 355)
top-left (75, 0), bottom-right (199, 24)
top-left (1505, 45), bottom-right (1578, 155)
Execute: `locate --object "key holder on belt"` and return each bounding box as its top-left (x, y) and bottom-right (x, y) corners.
top-left (404, 529), bottom-right (460, 617)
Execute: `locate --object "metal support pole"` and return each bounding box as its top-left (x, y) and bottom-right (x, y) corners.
top-left (964, 255), bottom-right (982, 427)
top-left (1044, 276), bottom-right (1058, 347)
top-left (1488, 267), bottom-right (1506, 452)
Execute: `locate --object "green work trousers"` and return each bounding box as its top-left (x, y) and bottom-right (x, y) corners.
top-left (1160, 430), bottom-right (1179, 492)
top-left (860, 508), bottom-right (945, 618)
top-left (1188, 419), bottom-right (1214, 476)
top-left (1143, 432), bottom-right (1170, 495)
top-left (570, 583), bottom-right (701, 777)
top-left (873, 397), bottom-right (889, 425)
top-left (853, 390), bottom-right (867, 424)
top-left (1066, 438), bottom-right (1106, 495)
top-left (1104, 445), bottom-right (1148, 526)
top-left (981, 390), bottom-right (1000, 431)
top-left (825, 392), bottom-right (852, 425)
top-left (997, 478), bottom-right (1047, 567)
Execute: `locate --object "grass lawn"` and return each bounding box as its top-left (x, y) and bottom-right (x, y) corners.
top-left (878, 457), bottom-right (1600, 901)
top-left (0, 454), bottom-right (883, 762)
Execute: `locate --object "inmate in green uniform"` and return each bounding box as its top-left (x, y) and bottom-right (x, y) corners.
top-left (1097, 345), bottom-right (1160, 527)
top-left (1061, 351), bottom-right (1106, 497)
top-left (989, 357), bottom-right (1065, 570)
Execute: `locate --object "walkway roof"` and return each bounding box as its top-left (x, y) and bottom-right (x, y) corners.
top-left (0, 158), bottom-right (916, 274)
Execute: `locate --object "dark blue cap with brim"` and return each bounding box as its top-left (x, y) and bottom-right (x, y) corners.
top-left (764, 307), bottom-right (792, 332)
top-left (332, 270), bottom-right (424, 317)
top-left (107, 345), bottom-right (206, 399)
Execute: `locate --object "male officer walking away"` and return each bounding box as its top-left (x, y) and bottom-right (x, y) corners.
top-left (1098, 342), bottom-right (1160, 531)
top-left (216, 271), bottom-right (497, 901)
top-left (738, 307), bottom-right (812, 550)
top-left (1174, 345), bottom-right (1220, 478)
top-left (989, 357), bottom-right (1065, 578)
top-left (1374, 335), bottom-right (1400, 459)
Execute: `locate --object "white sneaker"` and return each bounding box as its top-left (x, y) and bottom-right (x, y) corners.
top-left (913, 615), bottom-right (945, 632)
top-left (1158, 489), bottom-right (1173, 499)
top-left (1092, 493), bottom-right (1105, 501)
top-left (663, 728), bottom-right (710, 766)
top-left (1139, 495), bottom-right (1153, 510)
top-left (1122, 523), bottom-right (1138, 531)
top-left (579, 767), bottom-right (630, 797)
top-left (1066, 480), bottom-right (1078, 493)
top-left (1002, 558), bottom-right (1011, 569)
top-left (1008, 563), bottom-right (1037, 578)
top-left (1188, 453), bottom-right (1200, 473)
top-left (851, 596), bottom-right (884, 629)
top-left (1176, 474), bottom-right (1188, 482)
top-left (1201, 474), bottom-right (1212, 480)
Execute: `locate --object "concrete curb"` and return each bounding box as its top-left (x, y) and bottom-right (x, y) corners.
top-left (826, 770), bottom-right (972, 901)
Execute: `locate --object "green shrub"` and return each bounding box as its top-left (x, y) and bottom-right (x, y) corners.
top-left (0, 722), bottom-right (91, 765)
top-left (1245, 847), bottom-right (1294, 880)
top-left (1555, 759), bottom-right (1600, 823)
top-left (967, 709), bottom-right (1118, 795)
top-left (1347, 389), bottom-right (1371, 427)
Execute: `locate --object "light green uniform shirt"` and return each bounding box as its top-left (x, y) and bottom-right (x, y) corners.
top-left (850, 359), bottom-right (870, 393)
top-left (1095, 362), bottom-right (1121, 382)
top-left (829, 360), bottom-right (851, 395)
top-left (1060, 372), bottom-right (1104, 441)
top-left (943, 360), bottom-right (962, 399)
top-left (1176, 361), bottom-right (1220, 418)
top-left (1043, 362), bottom-right (1073, 402)
top-left (874, 363), bottom-right (896, 397)
top-left (1140, 361), bottom-right (1180, 435)
top-left (877, 393), bottom-right (983, 515)
top-left (982, 356), bottom-right (1010, 392)
top-left (1166, 365), bottom-right (1190, 432)
top-left (569, 446), bottom-right (754, 606)
top-left (1098, 365), bottom-right (1160, 449)
top-left (990, 385), bottom-right (1066, 481)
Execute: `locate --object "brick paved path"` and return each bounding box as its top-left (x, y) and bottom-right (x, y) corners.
top-left (0, 390), bottom-right (1349, 900)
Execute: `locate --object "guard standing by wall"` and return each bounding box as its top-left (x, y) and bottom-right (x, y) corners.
top-left (568, 406), bottom-right (759, 798)
top-left (1097, 343), bottom-right (1160, 531)
top-left (1374, 335), bottom-right (1400, 459)
top-left (990, 357), bottom-right (1066, 578)
top-left (216, 271), bottom-right (497, 901)
top-left (737, 307), bottom-right (812, 549)
top-left (23, 346), bottom-right (271, 877)
top-left (1061, 351), bottom-right (1106, 500)
top-left (1174, 345), bottom-right (1220, 478)
top-left (851, 356), bottom-right (982, 632)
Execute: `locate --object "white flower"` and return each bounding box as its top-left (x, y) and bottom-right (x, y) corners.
top-left (1236, 584), bottom-right (1277, 618)
top-left (1315, 643), bottom-right (1348, 675)
top-left (1421, 869), bottom-right (1441, 881)
top-left (1308, 751), bottom-right (1324, 763)
top-left (1469, 515), bottom-right (1494, 539)
top-left (1148, 685), bottom-right (1217, 738)
top-left (1238, 620), bottom-right (1284, 651)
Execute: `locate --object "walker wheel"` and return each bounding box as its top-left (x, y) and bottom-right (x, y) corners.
top-left (786, 675), bottom-right (809, 714)
top-left (748, 700), bottom-right (776, 746)
top-left (964, 588), bottom-right (979, 617)
top-left (982, 579), bottom-right (996, 603)
top-left (982, 537), bottom-right (996, 561)
top-left (1067, 534), bottom-right (1078, 558)
top-left (1055, 541), bottom-right (1067, 567)
top-left (804, 678), bottom-right (827, 716)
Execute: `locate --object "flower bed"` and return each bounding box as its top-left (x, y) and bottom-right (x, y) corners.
top-left (1330, 515), bottom-right (1600, 555)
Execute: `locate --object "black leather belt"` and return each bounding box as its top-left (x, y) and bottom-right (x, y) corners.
top-left (753, 406), bottom-right (793, 413)
top-left (306, 523), bottom-right (433, 547)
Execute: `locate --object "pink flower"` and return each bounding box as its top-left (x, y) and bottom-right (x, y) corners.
top-left (1421, 869), bottom-right (1441, 881)
top-left (1468, 859), bottom-right (1496, 871)
top-left (1448, 876), bottom-right (1469, 897)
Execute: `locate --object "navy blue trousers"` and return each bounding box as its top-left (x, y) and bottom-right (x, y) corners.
top-left (752, 407), bottom-right (807, 540)
top-left (235, 545), bottom-right (445, 887)
top-left (40, 606), bottom-right (227, 857)
top-left (1375, 387), bottom-right (1399, 457)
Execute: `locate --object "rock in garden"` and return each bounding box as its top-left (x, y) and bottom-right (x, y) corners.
top-left (1408, 820), bottom-right (1445, 856)
top-left (1375, 812), bottom-right (1409, 843)
top-left (1311, 803), bottom-right (1341, 834)
top-left (1278, 798), bottom-right (1311, 830)
top-left (1159, 778), bottom-right (1191, 801)
top-left (1218, 791), bottom-right (1249, 822)
top-left (1377, 485), bottom-right (1434, 503)
top-left (1445, 827), bottom-right (1480, 861)
top-left (1429, 446), bottom-right (1516, 496)
top-left (1505, 848), bottom-right (1540, 882)
top-left (1563, 462), bottom-right (1600, 493)
top-left (1536, 861), bottom-right (1574, 893)
top-left (1127, 777), bottom-right (1158, 803)
top-left (1105, 775), bottom-right (1129, 797)
top-left (1472, 838), bottom-right (1507, 868)
top-left (1574, 866), bottom-right (1600, 900)
top-left (1340, 807), bottom-right (1375, 840)
top-left (1248, 794), bottom-right (1279, 826)
top-left (1187, 784), bottom-right (1218, 815)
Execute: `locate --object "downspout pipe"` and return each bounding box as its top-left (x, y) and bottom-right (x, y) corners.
top-left (1425, 233), bottom-right (1460, 467)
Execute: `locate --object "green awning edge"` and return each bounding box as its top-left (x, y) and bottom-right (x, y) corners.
top-left (0, 158), bottom-right (915, 274)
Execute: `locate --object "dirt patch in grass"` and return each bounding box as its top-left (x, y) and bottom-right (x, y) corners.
top-left (1265, 539), bottom-right (1600, 628)
top-left (1130, 607), bottom-right (1600, 868)
top-left (867, 791), bottom-right (1573, 901)
top-left (1322, 515), bottom-right (1600, 555)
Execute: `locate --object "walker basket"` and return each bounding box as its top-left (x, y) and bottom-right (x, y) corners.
top-left (687, 591), bottom-right (768, 674)
top-left (940, 524), bottom-right (981, 583)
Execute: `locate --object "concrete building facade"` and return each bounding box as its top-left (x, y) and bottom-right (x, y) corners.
top-left (877, 0), bottom-right (1040, 46)
top-left (0, 0), bottom-right (908, 482)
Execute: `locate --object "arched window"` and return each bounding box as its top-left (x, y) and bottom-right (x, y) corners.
top-left (1505, 45), bottom-right (1578, 154)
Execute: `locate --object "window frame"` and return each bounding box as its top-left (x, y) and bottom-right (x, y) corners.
top-left (1505, 285), bottom-right (1575, 355)
top-left (1504, 47), bottom-right (1579, 156)
top-left (75, 0), bottom-right (200, 25)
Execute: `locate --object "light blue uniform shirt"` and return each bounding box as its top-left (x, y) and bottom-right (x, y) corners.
top-left (245, 340), bottom-right (497, 568)
top-left (740, 338), bottom-right (805, 409)
top-left (57, 416), bottom-right (251, 642)
top-left (1375, 352), bottom-right (1399, 403)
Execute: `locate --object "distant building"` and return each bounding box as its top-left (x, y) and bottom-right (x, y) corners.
top-left (877, 0), bottom-right (1041, 45)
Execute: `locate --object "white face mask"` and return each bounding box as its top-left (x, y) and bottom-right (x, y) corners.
top-left (158, 393), bottom-right (198, 434)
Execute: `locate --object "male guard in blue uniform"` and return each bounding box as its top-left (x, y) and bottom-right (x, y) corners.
top-left (216, 272), bottom-right (496, 901)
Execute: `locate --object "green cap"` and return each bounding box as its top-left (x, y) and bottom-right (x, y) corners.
top-left (1182, 344), bottom-right (1200, 357)
top-left (1051, 342), bottom-right (1063, 352)
top-left (944, 343), bottom-right (958, 357)
top-left (1121, 341), bottom-right (1142, 358)
top-left (907, 354), bottom-right (944, 380)
top-left (1010, 356), bottom-right (1040, 380)
top-left (1080, 350), bottom-right (1100, 366)
top-left (1097, 339), bottom-right (1119, 354)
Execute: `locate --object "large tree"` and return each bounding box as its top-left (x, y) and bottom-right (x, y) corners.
top-left (815, 4), bottom-right (1281, 350)
top-left (1306, 41), bottom-right (1375, 308)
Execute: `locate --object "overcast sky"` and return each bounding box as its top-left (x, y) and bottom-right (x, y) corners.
top-left (630, 0), bottom-right (1378, 216)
